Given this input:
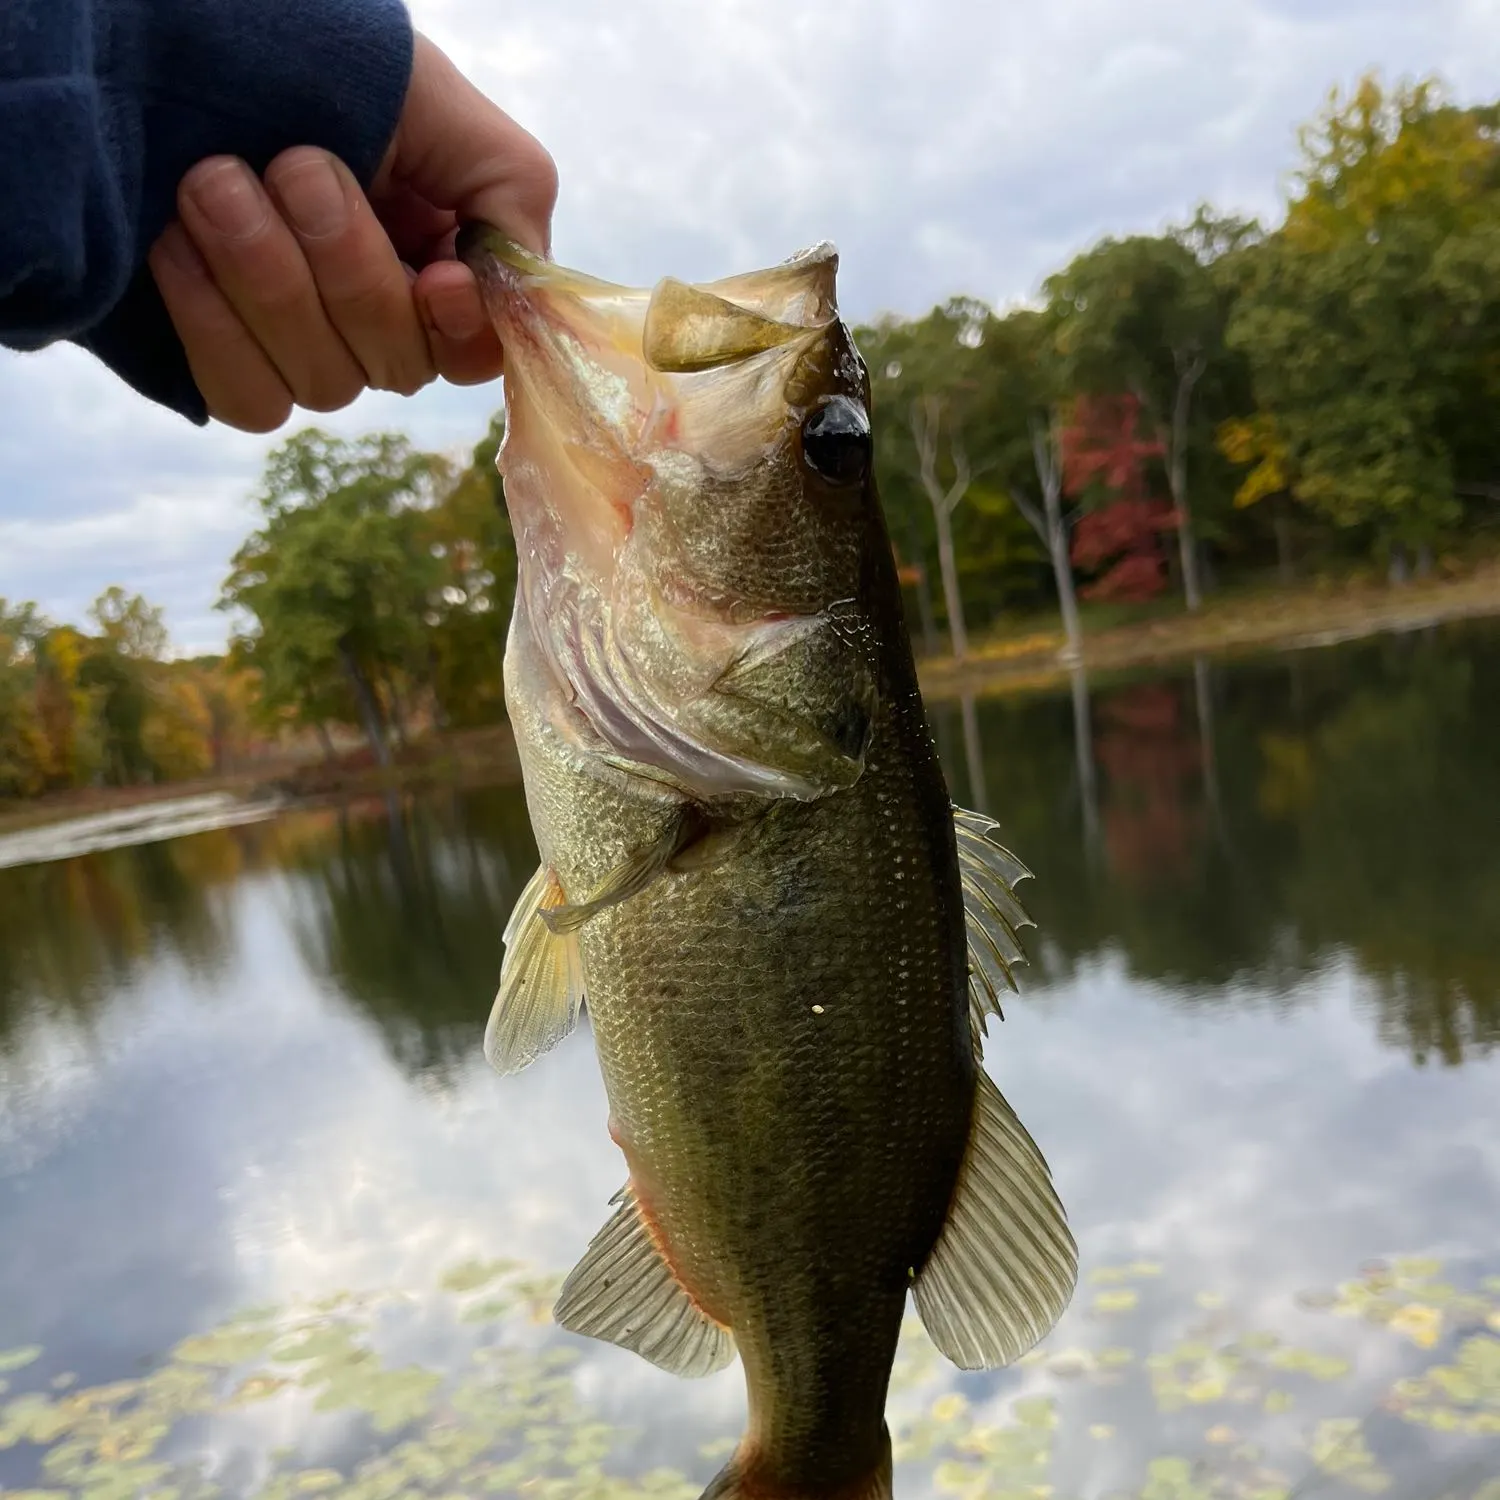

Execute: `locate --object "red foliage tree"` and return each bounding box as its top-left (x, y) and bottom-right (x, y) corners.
top-left (1062, 394), bottom-right (1178, 602)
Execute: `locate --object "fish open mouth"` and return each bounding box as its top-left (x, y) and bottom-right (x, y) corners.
top-left (455, 225), bottom-right (844, 503)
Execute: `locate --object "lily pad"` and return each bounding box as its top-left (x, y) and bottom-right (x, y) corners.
top-left (439, 1259), bottom-right (520, 1294)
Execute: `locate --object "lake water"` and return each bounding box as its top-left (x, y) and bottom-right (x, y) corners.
top-left (2, 623), bottom-right (1498, 1500)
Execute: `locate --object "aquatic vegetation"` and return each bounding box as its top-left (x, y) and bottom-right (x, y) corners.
top-left (1, 1256), bottom-right (1497, 1500)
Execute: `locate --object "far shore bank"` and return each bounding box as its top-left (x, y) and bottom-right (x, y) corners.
top-left (4, 564), bottom-right (1496, 841)
top-left (915, 561), bottom-right (1500, 700)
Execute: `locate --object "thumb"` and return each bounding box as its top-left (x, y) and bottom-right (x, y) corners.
top-left (383, 35), bottom-right (558, 256)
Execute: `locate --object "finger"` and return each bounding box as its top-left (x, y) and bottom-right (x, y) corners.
top-left (265, 147), bottom-right (436, 397)
top-left (368, 178), bottom-right (457, 268)
top-left (177, 157), bottom-right (367, 413)
top-left (149, 224), bottom-right (293, 433)
top-left (380, 35), bottom-right (558, 255)
top-left (415, 261), bottom-right (505, 386)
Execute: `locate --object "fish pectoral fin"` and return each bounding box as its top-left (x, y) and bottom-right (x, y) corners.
top-left (954, 805), bottom-right (1037, 1042)
top-left (484, 865), bottom-right (585, 1075)
top-left (542, 811), bottom-right (703, 935)
top-left (554, 1185), bottom-right (736, 1378)
top-left (913, 1069), bottom-right (1077, 1371)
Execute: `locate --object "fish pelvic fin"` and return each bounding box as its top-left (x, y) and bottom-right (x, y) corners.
top-left (484, 865), bottom-right (584, 1075)
top-left (555, 1184), bottom-right (735, 1378)
top-left (700, 1426), bottom-right (892, 1500)
top-left (954, 805), bottom-right (1036, 1044)
top-left (913, 1068), bottom-right (1077, 1370)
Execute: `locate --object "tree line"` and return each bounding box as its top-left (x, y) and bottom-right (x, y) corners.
top-left (3, 71), bottom-right (1497, 798)
top-left (864, 73), bottom-right (1500, 663)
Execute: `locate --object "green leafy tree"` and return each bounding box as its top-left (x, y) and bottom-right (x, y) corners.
top-left (221, 430), bottom-right (448, 766)
top-left (859, 303), bottom-right (1046, 658)
top-left (425, 414), bottom-right (517, 729)
top-left (1228, 75), bottom-right (1500, 569)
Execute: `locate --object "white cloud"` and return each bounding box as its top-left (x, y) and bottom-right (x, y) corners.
top-left (4, 0), bottom-right (1499, 650)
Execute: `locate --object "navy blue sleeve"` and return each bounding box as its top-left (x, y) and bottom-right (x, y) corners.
top-left (0, 0), bottom-right (414, 424)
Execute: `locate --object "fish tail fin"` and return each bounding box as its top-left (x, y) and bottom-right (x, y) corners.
top-left (700, 1427), bottom-right (892, 1500)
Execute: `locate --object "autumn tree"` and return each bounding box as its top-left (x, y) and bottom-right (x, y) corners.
top-left (1047, 213), bottom-right (1259, 612)
top-left (0, 600), bottom-right (49, 798)
top-left (1062, 393), bottom-right (1176, 603)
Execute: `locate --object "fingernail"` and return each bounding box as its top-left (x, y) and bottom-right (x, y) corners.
top-left (187, 159), bottom-right (268, 240)
top-left (429, 287), bottom-right (485, 342)
top-left (274, 154), bottom-right (349, 239)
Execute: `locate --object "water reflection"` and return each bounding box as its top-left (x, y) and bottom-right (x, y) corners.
top-left (926, 623), bottom-right (1500, 1066)
top-left (2, 623), bottom-right (1499, 1496)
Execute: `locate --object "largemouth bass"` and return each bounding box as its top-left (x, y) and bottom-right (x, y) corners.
top-left (457, 224), bottom-right (1077, 1500)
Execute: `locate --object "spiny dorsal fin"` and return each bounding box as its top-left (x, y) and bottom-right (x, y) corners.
top-left (484, 865), bottom-right (584, 1075)
top-left (912, 1070), bottom-right (1077, 1370)
top-left (954, 806), bottom-right (1036, 1043)
top-left (554, 1185), bottom-right (736, 1378)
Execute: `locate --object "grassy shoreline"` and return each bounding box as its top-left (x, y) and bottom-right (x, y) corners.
top-left (4, 566), bottom-right (1497, 839)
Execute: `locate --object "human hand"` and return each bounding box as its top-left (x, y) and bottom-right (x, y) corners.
top-left (147, 34), bottom-right (557, 432)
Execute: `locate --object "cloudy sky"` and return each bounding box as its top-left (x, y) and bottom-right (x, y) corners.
top-left (3, 0), bottom-right (1498, 653)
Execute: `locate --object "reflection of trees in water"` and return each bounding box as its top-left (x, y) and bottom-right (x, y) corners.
top-left (0, 829), bottom-right (244, 1053)
top-left (938, 622), bottom-right (1500, 1065)
top-left (4, 624), bottom-right (1497, 1075)
top-left (1272, 639), bottom-right (1500, 1067)
top-left (280, 787), bottom-right (539, 1077)
top-left (0, 788), bottom-right (541, 1083)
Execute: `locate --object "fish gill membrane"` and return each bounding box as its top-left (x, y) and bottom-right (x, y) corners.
top-left (457, 222), bottom-right (1080, 1500)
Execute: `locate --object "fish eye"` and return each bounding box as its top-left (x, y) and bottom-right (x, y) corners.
top-left (800, 396), bottom-right (872, 485)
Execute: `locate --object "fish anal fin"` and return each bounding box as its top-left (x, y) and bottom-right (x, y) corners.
top-left (554, 1185), bottom-right (735, 1379)
top-left (484, 866), bottom-right (584, 1075)
top-left (913, 1070), bottom-right (1077, 1370)
top-left (954, 804), bottom-right (1036, 1042)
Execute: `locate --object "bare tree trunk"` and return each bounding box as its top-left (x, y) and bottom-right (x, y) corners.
top-left (1148, 354), bottom-right (1206, 613)
top-left (1013, 412), bottom-right (1083, 664)
top-left (338, 640), bottom-right (392, 769)
top-left (912, 396), bottom-right (972, 662)
top-left (933, 507), bottom-right (967, 661)
top-left (315, 721), bottom-right (336, 763)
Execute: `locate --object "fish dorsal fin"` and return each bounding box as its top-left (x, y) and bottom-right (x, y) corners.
top-left (484, 865), bottom-right (585, 1075)
top-left (555, 1185), bottom-right (736, 1378)
top-left (954, 806), bottom-right (1036, 1042)
top-left (643, 279), bottom-right (811, 373)
top-left (912, 1070), bottom-right (1077, 1370)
